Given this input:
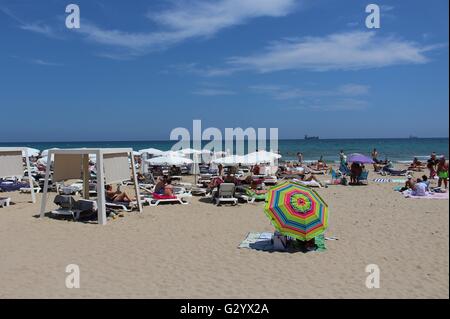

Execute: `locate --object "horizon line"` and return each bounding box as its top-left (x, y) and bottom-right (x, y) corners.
top-left (0, 137), bottom-right (449, 144)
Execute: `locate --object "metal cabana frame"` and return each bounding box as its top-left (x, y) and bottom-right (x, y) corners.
top-left (39, 148), bottom-right (142, 225)
top-left (0, 147), bottom-right (36, 203)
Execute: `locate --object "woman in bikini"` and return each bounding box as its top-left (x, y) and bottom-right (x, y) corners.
top-left (105, 185), bottom-right (135, 202)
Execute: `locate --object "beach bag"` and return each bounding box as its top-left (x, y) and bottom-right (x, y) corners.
top-left (273, 232), bottom-right (288, 251)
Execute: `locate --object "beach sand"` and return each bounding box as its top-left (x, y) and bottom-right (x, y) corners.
top-left (0, 167), bottom-right (448, 299)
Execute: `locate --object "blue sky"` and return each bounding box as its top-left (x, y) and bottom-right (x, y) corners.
top-left (0, 0), bottom-right (448, 141)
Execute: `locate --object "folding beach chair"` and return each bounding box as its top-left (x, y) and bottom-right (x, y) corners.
top-left (357, 171), bottom-right (369, 185)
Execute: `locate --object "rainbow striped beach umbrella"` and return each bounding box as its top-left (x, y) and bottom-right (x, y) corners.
top-left (264, 181), bottom-right (329, 241)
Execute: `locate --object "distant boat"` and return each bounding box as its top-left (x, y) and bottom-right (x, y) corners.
top-left (304, 134), bottom-right (319, 140)
top-left (409, 135), bottom-right (419, 139)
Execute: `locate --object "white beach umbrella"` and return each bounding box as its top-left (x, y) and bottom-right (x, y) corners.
top-left (243, 150), bottom-right (282, 164)
top-left (37, 156), bottom-right (48, 166)
top-left (212, 155), bottom-right (247, 166)
top-left (145, 156), bottom-right (193, 166)
top-left (22, 147), bottom-right (40, 157)
top-left (138, 148), bottom-right (165, 156)
top-left (41, 148), bottom-right (60, 157)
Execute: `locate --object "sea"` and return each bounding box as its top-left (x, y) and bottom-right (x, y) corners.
top-left (0, 138), bottom-right (448, 164)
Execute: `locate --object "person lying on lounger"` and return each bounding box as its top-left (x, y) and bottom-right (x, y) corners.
top-left (154, 176), bottom-right (168, 194)
top-left (105, 185), bottom-right (135, 202)
top-left (408, 157), bottom-right (425, 171)
top-left (164, 178), bottom-right (175, 197)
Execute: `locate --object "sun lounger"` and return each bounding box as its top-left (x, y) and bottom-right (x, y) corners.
top-left (0, 197), bottom-right (11, 208)
top-left (51, 195), bottom-right (98, 220)
top-left (381, 166), bottom-right (409, 176)
top-left (145, 193), bottom-right (190, 206)
top-left (238, 188), bottom-right (267, 203)
top-left (105, 198), bottom-right (138, 212)
top-left (214, 183), bottom-right (238, 206)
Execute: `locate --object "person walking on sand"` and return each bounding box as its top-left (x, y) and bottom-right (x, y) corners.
top-left (371, 148), bottom-right (379, 164)
top-left (427, 152), bottom-right (439, 179)
top-left (297, 152), bottom-right (304, 165)
top-left (437, 156), bottom-right (449, 189)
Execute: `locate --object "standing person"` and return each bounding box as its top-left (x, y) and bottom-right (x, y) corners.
top-left (339, 150), bottom-right (346, 165)
top-left (217, 163), bottom-right (224, 177)
top-left (297, 152), bottom-right (304, 164)
top-left (437, 156), bottom-right (449, 189)
top-left (371, 148), bottom-right (379, 164)
top-left (427, 152), bottom-right (438, 179)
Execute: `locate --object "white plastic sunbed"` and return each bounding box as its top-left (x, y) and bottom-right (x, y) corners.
top-left (0, 197), bottom-right (11, 208)
top-left (145, 193), bottom-right (191, 207)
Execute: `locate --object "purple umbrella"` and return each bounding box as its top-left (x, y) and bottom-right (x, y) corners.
top-left (347, 153), bottom-right (374, 164)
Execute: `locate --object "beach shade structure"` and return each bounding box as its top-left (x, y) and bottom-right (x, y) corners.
top-left (41, 148), bottom-right (60, 157)
top-left (243, 150), bottom-right (282, 165)
top-left (145, 155), bottom-right (193, 166)
top-left (212, 155), bottom-right (247, 166)
top-left (264, 181), bottom-right (329, 241)
top-left (138, 148), bottom-right (166, 156)
top-left (347, 153), bottom-right (374, 164)
top-left (0, 147), bottom-right (36, 203)
top-left (21, 147), bottom-right (40, 158)
top-left (39, 148), bottom-right (142, 225)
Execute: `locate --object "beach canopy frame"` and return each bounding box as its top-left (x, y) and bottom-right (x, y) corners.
top-left (0, 147), bottom-right (36, 203)
top-left (39, 148), bottom-right (142, 225)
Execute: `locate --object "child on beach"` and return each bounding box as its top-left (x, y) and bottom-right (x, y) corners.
top-left (427, 152), bottom-right (439, 179)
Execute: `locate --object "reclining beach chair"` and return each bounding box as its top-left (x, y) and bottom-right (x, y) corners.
top-left (51, 195), bottom-right (98, 221)
top-left (381, 166), bottom-right (409, 176)
top-left (357, 171), bottom-right (369, 185)
top-left (236, 187), bottom-right (267, 203)
top-left (214, 183), bottom-right (238, 206)
top-left (145, 192), bottom-right (191, 207)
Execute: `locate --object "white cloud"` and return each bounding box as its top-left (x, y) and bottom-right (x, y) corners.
top-left (1, 7), bottom-right (60, 39)
top-left (250, 83), bottom-right (370, 100)
top-left (192, 88), bottom-right (236, 96)
top-left (77, 0), bottom-right (297, 55)
top-left (30, 59), bottom-right (63, 66)
top-left (251, 83), bottom-right (371, 111)
top-left (227, 31), bottom-right (436, 72)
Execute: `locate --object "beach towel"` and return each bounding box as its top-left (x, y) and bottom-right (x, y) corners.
top-left (373, 178), bottom-right (406, 183)
top-left (238, 232), bottom-right (326, 252)
top-left (403, 190), bottom-right (448, 200)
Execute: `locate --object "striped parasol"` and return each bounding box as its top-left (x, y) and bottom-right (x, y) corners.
top-left (264, 181), bottom-right (329, 241)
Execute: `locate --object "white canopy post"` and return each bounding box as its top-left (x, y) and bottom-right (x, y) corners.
top-left (24, 149), bottom-right (36, 203)
top-left (39, 150), bottom-right (53, 218)
top-left (96, 150), bottom-right (107, 225)
top-left (130, 151), bottom-right (143, 213)
top-left (82, 154), bottom-right (90, 200)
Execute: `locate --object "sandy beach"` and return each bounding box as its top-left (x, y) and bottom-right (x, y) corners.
top-left (0, 166), bottom-right (448, 299)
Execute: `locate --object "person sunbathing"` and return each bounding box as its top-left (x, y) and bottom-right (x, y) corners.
top-left (408, 157), bottom-right (425, 171)
top-left (154, 176), bottom-right (168, 194)
top-left (411, 178), bottom-right (427, 196)
top-left (400, 175), bottom-right (416, 192)
top-left (164, 178), bottom-right (175, 197)
top-left (105, 185), bottom-right (135, 202)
